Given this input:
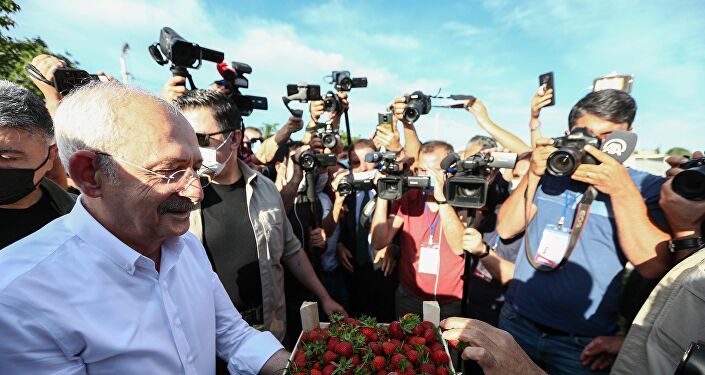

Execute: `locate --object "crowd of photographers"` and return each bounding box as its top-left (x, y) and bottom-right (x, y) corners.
top-left (0, 44), bottom-right (704, 375)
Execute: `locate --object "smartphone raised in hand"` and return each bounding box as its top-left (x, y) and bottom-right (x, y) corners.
top-left (538, 72), bottom-right (555, 106)
top-left (378, 112), bottom-right (394, 133)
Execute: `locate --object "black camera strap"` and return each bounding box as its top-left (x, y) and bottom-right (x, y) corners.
top-left (524, 185), bottom-right (597, 272)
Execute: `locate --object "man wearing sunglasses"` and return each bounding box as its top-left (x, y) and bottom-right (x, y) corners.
top-left (0, 82), bottom-right (291, 374)
top-left (174, 90), bottom-right (346, 359)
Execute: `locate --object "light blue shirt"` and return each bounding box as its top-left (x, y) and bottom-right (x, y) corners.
top-left (0, 199), bottom-right (283, 374)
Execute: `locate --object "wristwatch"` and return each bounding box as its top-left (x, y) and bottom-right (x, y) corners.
top-left (669, 236), bottom-right (705, 253)
top-left (478, 241), bottom-right (491, 258)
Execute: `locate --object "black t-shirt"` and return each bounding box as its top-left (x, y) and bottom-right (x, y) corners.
top-left (0, 187), bottom-right (63, 249)
top-left (201, 177), bottom-right (261, 311)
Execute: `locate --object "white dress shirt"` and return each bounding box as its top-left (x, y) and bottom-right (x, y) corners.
top-left (0, 199), bottom-right (283, 374)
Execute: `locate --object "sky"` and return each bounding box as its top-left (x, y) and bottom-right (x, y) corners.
top-left (8, 0), bottom-right (705, 153)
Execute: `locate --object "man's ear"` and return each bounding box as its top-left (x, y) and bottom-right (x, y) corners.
top-left (68, 151), bottom-right (106, 198)
top-left (231, 129), bottom-right (243, 152)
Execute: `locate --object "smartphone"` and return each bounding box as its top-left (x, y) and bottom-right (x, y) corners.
top-left (538, 72), bottom-right (555, 106)
top-left (53, 68), bottom-right (98, 96)
top-left (378, 112), bottom-right (394, 133)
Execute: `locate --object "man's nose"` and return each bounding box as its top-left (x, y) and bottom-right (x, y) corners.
top-left (179, 177), bottom-right (204, 203)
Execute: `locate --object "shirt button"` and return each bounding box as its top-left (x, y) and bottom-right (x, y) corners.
top-left (175, 317), bottom-right (182, 327)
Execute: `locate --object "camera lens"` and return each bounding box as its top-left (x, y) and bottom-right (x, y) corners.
top-left (672, 167), bottom-right (705, 201)
top-left (300, 153), bottom-right (316, 171)
top-left (547, 149), bottom-right (581, 177)
top-left (337, 180), bottom-right (354, 196)
top-left (403, 107), bottom-right (420, 123)
top-left (322, 133), bottom-right (337, 149)
top-left (339, 77), bottom-right (352, 91)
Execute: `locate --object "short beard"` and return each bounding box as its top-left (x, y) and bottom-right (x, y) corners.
top-left (157, 196), bottom-right (197, 214)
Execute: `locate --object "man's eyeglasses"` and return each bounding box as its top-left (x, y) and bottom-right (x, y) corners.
top-left (95, 152), bottom-right (215, 192)
top-left (196, 129), bottom-right (235, 148)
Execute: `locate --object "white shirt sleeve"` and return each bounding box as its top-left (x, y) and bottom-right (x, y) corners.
top-left (0, 298), bottom-right (87, 374)
top-left (211, 272), bottom-right (284, 374)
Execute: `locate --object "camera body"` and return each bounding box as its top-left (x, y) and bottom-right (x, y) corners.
top-left (299, 151), bottom-right (337, 172)
top-left (337, 174), bottom-right (376, 196)
top-left (330, 71), bottom-right (368, 92)
top-left (321, 124), bottom-right (338, 149)
top-left (547, 128), bottom-right (601, 177)
top-left (286, 84), bottom-right (322, 102)
top-left (404, 91), bottom-right (432, 123)
top-left (365, 152), bottom-right (430, 200)
top-left (673, 158), bottom-right (705, 201)
top-left (53, 68), bottom-right (99, 96)
top-left (323, 91), bottom-right (343, 113)
top-left (442, 152), bottom-right (517, 208)
top-left (149, 27), bottom-right (224, 72)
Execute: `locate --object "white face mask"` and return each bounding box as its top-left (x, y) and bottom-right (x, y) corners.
top-left (199, 133), bottom-right (233, 176)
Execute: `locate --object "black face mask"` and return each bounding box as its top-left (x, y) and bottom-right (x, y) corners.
top-left (0, 149), bottom-right (51, 206)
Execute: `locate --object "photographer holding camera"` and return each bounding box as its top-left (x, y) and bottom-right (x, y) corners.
top-left (495, 89), bottom-right (672, 374)
top-left (173, 90), bottom-right (344, 362)
top-left (371, 140), bottom-right (472, 319)
top-left (612, 150), bottom-right (705, 374)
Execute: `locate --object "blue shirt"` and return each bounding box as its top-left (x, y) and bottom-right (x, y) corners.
top-left (506, 168), bottom-right (665, 337)
top-left (0, 199), bottom-right (283, 374)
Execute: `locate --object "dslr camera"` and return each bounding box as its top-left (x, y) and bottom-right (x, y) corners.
top-left (337, 172), bottom-right (376, 196)
top-left (366, 152), bottom-right (430, 200)
top-left (299, 150), bottom-right (338, 172)
top-left (673, 158), bottom-right (705, 201)
top-left (403, 91), bottom-right (432, 123)
top-left (546, 128), bottom-right (601, 177)
top-left (441, 152), bottom-right (517, 208)
top-left (323, 91), bottom-right (343, 113)
top-left (149, 27), bottom-right (224, 88)
top-left (329, 71), bottom-right (368, 92)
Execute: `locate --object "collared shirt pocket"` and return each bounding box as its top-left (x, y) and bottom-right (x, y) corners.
top-left (259, 209), bottom-right (284, 261)
top-left (653, 278), bottom-right (705, 362)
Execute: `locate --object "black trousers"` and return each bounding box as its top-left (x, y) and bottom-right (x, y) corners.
top-left (345, 262), bottom-right (398, 323)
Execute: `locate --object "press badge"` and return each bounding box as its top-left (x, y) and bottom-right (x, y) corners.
top-left (418, 242), bottom-right (440, 275)
top-left (535, 224), bottom-right (570, 268)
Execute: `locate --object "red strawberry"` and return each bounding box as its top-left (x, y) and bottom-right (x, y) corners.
top-left (320, 328), bottom-right (330, 341)
top-left (371, 355), bottom-right (386, 370)
top-left (406, 349), bottom-right (419, 364)
top-left (309, 328), bottom-right (321, 342)
top-left (388, 321), bottom-right (404, 339)
top-left (431, 350), bottom-right (450, 365)
top-left (313, 362), bottom-right (322, 370)
top-left (343, 317), bottom-right (360, 326)
top-left (413, 323), bottom-right (426, 336)
top-left (327, 337), bottom-right (340, 351)
top-left (391, 353), bottom-right (408, 368)
top-left (418, 363), bottom-right (436, 375)
top-left (402, 343), bottom-right (413, 353)
top-left (351, 354), bottom-right (361, 366)
top-left (408, 336), bottom-right (426, 346)
top-left (382, 341), bottom-right (399, 355)
top-left (322, 350), bottom-right (337, 364)
top-left (448, 339), bottom-right (469, 351)
top-left (430, 342), bottom-right (444, 352)
top-left (424, 328), bottom-right (437, 344)
top-left (377, 372), bottom-right (387, 375)
top-left (311, 370), bottom-right (323, 375)
top-left (403, 368), bottom-right (415, 375)
top-left (335, 341), bottom-right (354, 358)
top-left (370, 342), bottom-right (384, 355)
top-left (323, 364), bottom-right (336, 375)
top-left (300, 331), bottom-right (310, 343)
top-left (422, 321), bottom-right (434, 330)
top-left (293, 352), bottom-right (307, 367)
top-left (436, 367), bottom-right (450, 375)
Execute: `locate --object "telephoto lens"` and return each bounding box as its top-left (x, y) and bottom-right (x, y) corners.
top-left (672, 158), bottom-right (705, 201)
top-left (337, 176), bottom-right (355, 196)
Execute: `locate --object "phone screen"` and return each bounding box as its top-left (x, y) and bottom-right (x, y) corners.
top-left (378, 112), bottom-right (394, 132)
top-left (538, 72), bottom-right (555, 106)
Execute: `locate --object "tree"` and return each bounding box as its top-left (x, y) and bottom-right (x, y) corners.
top-left (0, 0), bottom-right (77, 97)
top-left (666, 147), bottom-right (691, 157)
top-left (338, 130), bottom-right (361, 146)
top-left (261, 122), bottom-right (279, 138)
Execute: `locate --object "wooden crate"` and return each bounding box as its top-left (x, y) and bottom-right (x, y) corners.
top-left (288, 301), bottom-right (455, 373)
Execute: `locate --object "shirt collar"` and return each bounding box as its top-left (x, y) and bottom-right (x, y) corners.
top-left (64, 197), bottom-right (175, 275)
top-left (237, 158), bottom-right (258, 185)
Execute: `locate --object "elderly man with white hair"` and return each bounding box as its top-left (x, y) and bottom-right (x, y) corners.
top-left (0, 82), bottom-right (290, 374)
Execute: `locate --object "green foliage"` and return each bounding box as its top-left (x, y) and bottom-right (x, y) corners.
top-left (666, 147), bottom-right (691, 157)
top-left (338, 130), bottom-right (361, 146)
top-left (261, 122), bottom-right (279, 138)
top-left (0, 0), bottom-right (77, 97)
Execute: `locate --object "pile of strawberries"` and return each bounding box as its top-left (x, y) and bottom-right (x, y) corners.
top-left (287, 313), bottom-right (454, 375)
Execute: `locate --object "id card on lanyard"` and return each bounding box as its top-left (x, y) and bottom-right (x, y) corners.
top-left (526, 186), bottom-right (597, 271)
top-left (419, 203), bottom-right (441, 275)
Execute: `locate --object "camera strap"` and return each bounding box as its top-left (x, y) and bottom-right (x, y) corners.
top-left (524, 185), bottom-right (597, 272)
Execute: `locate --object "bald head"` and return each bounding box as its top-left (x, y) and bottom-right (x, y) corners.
top-left (54, 81), bottom-right (197, 169)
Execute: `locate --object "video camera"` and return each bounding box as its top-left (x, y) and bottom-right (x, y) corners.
top-left (218, 61), bottom-right (268, 116)
top-left (298, 150), bottom-right (337, 172)
top-left (673, 158), bottom-right (705, 201)
top-left (441, 152), bottom-right (517, 208)
top-left (546, 128), bottom-right (601, 177)
top-left (403, 91), bottom-right (432, 123)
top-left (283, 83), bottom-right (322, 118)
top-left (337, 171), bottom-right (376, 196)
top-left (366, 152), bottom-right (430, 200)
top-left (149, 27), bottom-right (224, 89)
top-left (328, 71), bottom-right (367, 92)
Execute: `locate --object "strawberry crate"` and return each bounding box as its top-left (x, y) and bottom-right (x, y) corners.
top-left (286, 301), bottom-right (455, 374)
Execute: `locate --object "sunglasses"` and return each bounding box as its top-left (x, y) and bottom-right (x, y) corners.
top-left (196, 129), bottom-right (235, 148)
